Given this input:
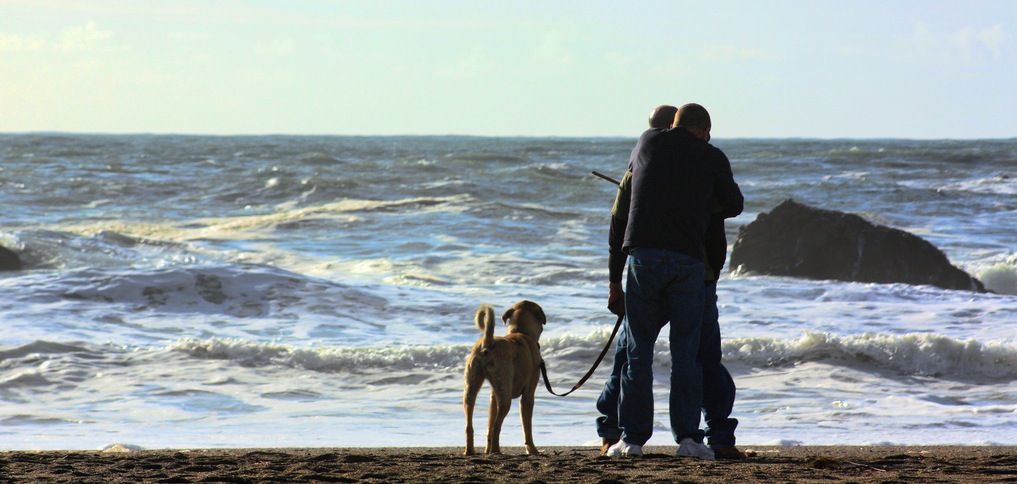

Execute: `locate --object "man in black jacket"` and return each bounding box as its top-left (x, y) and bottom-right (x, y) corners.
top-left (599, 104), bottom-right (743, 459)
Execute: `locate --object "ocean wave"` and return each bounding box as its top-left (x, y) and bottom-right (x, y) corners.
top-left (10, 194), bottom-right (470, 248)
top-left (954, 174), bottom-right (1017, 195)
top-left (178, 196), bottom-right (470, 236)
top-left (58, 266), bottom-right (277, 316)
top-left (296, 151), bottom-right (345, 164)
top-left (321, 196), bottom-right (466, 214)
top-left (171, 337), bottom-right (469, 372)
top-left (529, 162), bottom-right (587, 181)
top-left (899, 174), bottom-right (1017, 196)
top-left (443, 152), bottom-right (527, 163)
top-left (484, 200), bottom-right (586, 220)
top-left (0, 340), bottom-right (95, 362)
top-left (116, 196), bottom-right (442, 236)
top-left (726, 332), bottom-right (1017, 379)
top-left (3, 194), bottom-right (471, 270)
top-left (5, 229), bottom-right (196, 270)
top-left (7, 263), bottom-right (386, 322)
top-left (970, 254), bottom-right (1017, 295)
top-left (170, 330), bottom-right (1017, 381)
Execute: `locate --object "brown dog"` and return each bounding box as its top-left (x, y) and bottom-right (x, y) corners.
top-left (463, 300), bottom-right (546, 455)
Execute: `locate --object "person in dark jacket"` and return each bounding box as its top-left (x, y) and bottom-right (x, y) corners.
top-left (599, 104), bottom-right (743, 459)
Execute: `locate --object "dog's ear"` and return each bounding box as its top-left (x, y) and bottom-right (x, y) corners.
top-left (534, 306), bottom-right (546, 326)
top-left (502, 307), bottom-right (513, 325)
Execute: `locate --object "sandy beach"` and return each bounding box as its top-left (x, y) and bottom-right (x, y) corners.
top-left (1, 446), bottom-right (1015, 482)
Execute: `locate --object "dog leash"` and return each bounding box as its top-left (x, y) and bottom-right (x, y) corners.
top-left (540, 313), bottom-right (624, 397)
top-left (538, 171), bottom-right (626, 397)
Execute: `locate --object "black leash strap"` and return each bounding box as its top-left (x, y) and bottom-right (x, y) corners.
top-left (591, 170), bottom-right (621, 186)
top-left (540, 313), bottom-right (624, 397)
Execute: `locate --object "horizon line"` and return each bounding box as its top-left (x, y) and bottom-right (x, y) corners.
top-left (2, 130), bottom-right (1014, 142)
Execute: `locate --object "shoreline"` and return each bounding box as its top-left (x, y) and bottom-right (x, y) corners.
top-left (2, 446), bottom-right (1015, 482)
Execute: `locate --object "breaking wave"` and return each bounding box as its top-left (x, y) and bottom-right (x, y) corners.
top-left (171, 330), bottom-right (1017, 381)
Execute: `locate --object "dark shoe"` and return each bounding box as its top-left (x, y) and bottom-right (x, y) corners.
top-left (712, 446), bottom-right (747, 460)
top-left (600, 438), bottom-right (619, 456)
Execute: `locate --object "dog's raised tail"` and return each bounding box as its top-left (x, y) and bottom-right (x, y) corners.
top-left (475, 304), bottom-right (496, 348)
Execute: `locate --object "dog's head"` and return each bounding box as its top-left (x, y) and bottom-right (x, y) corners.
top-left (502, 300), bottom-right (546, 340)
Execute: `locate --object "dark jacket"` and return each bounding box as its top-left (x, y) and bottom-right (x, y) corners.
top-left (608, 127), bottom-right (743, 283)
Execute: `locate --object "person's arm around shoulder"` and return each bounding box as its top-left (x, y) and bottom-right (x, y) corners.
top-left (710, 147), bottom-right (744, 219)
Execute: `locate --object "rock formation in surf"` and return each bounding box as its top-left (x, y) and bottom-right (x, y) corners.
top-left (0, 245), bottom-right (21, 271)
top-left (729, 199), bottom-right (985, 292)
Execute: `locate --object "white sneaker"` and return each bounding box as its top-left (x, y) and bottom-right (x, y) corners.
top-left (676, 438), bottom-right (715, 460)
top-left (605, 440), bottom-right (643, 457)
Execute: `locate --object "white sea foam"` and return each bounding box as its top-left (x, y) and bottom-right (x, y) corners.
top-left (171, 337), bottom-right (470, 373)
top-left (167, 330), bottom-right (1017, 382)
top-left (950, 175), bottom-right (1017, 195)
top-left (727, 332), bottom-right (1017, 379)
top-left (975, 255), bottom-right (1017, 295)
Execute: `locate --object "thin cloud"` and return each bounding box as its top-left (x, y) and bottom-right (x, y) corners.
top-left (912, 22), bottom-right (1012, 66)
top-left (0, 33), bottom-right (47, 52)
top-left (964, 24), bottom-right (1009, 62)
top-left (253, 38), bottom-right (296, 57)
top-left (701, 45), bottom-right (783, 62)
top-left (530, 30), bottom-right (576, 68)
top-left (0, 21), bottom-right (112, 53)
top-left (450, 45), bottom-right (497, 80)
top-left (168, 31), bottom-right (212, 43)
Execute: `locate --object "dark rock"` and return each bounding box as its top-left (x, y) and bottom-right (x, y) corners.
top-left (0, 244), bottom-right (22, 271)
top-left (730, 199), bottom-right (985, 292)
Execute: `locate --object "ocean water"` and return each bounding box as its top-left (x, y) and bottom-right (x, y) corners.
top-left (0, 133), bottom-right (1015, 451)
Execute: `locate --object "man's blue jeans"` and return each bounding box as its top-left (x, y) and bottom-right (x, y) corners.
top-left (617, 248), bottom-right (705, 446)
top-left (597, 277), bottom-right (738, 447)
top-left (700, 281), bottom-right (738, 448)
top-left (596, 323), bottom-right (628, 442)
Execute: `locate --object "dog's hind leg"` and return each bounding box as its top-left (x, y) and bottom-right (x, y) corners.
top-left (520, 381), bottom-right (539, 455)
top-left (463, 366), bottom-right (484, 456)
top-left (485, 383), bottom-right (512, 454)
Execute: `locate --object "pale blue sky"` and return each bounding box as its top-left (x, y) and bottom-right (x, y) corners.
top-left (2, 0), bottom-right (1015, 138)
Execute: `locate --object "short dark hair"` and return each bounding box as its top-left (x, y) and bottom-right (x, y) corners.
top-left (648, 105), bottom-right (678, 128)
top-left (674, 103), bottom-right (711, 130)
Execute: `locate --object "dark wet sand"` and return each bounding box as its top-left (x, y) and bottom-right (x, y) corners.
top-left (2, 445), bottom-right (1015, 482)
